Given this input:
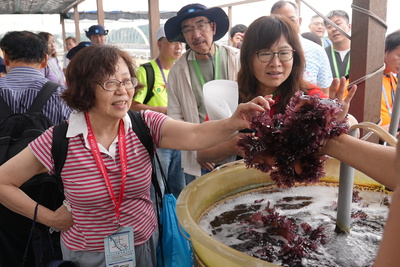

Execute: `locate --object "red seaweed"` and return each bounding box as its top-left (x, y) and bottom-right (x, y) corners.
top-left (246, 201), bottom-right (326, 265)
top-left (238, 92), bottom-right (349, 187)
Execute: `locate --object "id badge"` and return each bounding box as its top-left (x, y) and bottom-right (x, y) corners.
top-left (104, 226), bottom-right (136, 267)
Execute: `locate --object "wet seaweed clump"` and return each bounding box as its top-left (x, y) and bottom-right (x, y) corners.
top-left (244, 201), bottom-right (326, 266)
top-left (238, 92), bottom-right (349, 187)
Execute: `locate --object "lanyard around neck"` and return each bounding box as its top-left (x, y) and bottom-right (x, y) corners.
top-left (193, 46), bottom-right (220, 86)
top-left (331, 46), bottom-right (350, 78)
top-left (155, 58), bottom-right (168, 88)
top-left (84, 112), bottom-right (127, 226)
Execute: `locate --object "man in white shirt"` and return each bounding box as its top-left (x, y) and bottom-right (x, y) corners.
top-left (324, 10), bottom-right (351, 79)
top-left (271, 1), bottom-right (333, 94)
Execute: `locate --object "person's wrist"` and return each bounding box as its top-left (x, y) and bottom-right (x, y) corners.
top-left (320, 134), bottom-right (342, 157)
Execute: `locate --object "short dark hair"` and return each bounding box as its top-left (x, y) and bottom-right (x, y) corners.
top-left (311, 14), bottom-right (321, 21)
top-left (271, 1), bottom-right (299, 15)
top-left (0, 31), bottom-right (47, 64)
top-left (385, 29), bottom-right (400, 53)
top-left (325, 10), bottom-right (350, 25)
top-left (62, 44), bottom-right (142, 111)
top-left (310, 14), bottom-right (325, 25)
top-left (65, 36), bottom-right (77, 43)
top-left (230, 24), bottom-right (247, 38)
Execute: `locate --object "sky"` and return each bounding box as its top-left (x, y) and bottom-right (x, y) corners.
top-left (0, 0), bottom-right (398, 41)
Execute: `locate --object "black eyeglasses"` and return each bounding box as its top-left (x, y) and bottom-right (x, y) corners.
top-left (255, 49), bottom-right (295, 63)
top-left (182, 21), bottom-right (211, 37)
top-left (96, 77), bottom-right (138, 92)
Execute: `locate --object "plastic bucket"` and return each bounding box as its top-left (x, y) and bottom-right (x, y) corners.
top-left (176, 158), bottom-right (382, 267)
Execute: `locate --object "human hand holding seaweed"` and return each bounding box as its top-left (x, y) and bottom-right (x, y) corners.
top-left (238, 90), bottom-right (355, 187)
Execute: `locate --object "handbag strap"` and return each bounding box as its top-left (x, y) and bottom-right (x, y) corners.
top-left (22, 203), bottom-right (40, 266)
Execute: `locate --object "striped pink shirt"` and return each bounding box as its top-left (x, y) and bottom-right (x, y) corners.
top-left (29, 110), bottom-right (168, 251)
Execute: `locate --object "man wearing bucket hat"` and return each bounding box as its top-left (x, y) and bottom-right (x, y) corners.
top-left (85, 25), bottom-right (108, 45)
top-left (165, 3), bottom-right (240, 183)
top-left (131, 25), bottom-right (186, 198)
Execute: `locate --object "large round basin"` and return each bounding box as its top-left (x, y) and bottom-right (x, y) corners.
top-left (176, 157), bottom-right (382, 267)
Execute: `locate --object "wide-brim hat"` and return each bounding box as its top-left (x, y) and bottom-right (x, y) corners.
top-left (85, 25), bottom-right (109, 38)
top-left (165, 3), bottom-right (229, 43)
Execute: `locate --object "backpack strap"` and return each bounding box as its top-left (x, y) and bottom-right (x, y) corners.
top-left (0, 93), bottom-right (12, 117)
top-left (128, 110), bottom-right (169, 198)
top-left (0, 81), bottom-right (60, 119)
top-left (141, 63), bottom-right (155, 104)
top-left (128, 110), bottom-right (169, 266)
top-left (28, 81), bottom-right (60, 113)
top-left (52, 120), bottom-right (69, 192)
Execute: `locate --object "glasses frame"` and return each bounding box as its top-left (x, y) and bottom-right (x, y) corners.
top-left (181, 21), bottom-right (212, 37)
top-left (311, 22), bottom-right (325, 27)
top-left (96, 77), bottom-right (138, 92)
top-left (255, 49), bottom-right (295, 63)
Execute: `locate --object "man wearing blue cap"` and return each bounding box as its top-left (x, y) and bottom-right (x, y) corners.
top-left (164, 3), bottom-right (240, 184)
top-left (85, 25), bottom-right (108, 45)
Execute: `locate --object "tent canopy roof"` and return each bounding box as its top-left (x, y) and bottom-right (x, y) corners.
top-left (1, 0), bottom-right (85, 15)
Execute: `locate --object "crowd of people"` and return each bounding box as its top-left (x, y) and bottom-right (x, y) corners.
top-left (0, 0), bottom-right (399, 266)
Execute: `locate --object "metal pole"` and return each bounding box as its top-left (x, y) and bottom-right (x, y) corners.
top-left (335, 129), bottom-right (357, 233)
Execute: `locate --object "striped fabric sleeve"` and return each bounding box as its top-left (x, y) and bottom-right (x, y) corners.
top-left (29, 126), bottom-right (56, 175)
top-left (142, 110), bottom-right (169, 149)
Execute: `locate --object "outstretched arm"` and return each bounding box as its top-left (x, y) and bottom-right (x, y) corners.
top-left (196, 95), bottom-right (274, 164)
top-left (197, 134), bottom-right (243, 163)
top-left (160, 96), bottom-right (270, 151)
top-left (322, 134), bottom-right (396, 189)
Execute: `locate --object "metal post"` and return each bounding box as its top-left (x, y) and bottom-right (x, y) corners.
top-left (335, 129), bottom-right (357, 233)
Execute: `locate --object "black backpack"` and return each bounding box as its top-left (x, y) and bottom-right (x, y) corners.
top-left (0, 82), bottom-right (73, 267)
top-left (140, 62), bottom-right (155, 104)
top-left (0, 81), bottom-right (60, 164)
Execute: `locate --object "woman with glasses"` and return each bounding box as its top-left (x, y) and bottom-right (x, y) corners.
top-left (239, 15), bottom-right (330, 114)
top-left (0, 44), bottom-right (270, 266)
top-left (197, 15), bottom-right (356, 163)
